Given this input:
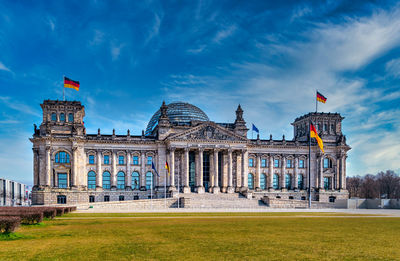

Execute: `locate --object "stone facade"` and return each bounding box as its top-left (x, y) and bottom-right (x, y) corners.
top-left (30, 100), bottom-right (350, 205)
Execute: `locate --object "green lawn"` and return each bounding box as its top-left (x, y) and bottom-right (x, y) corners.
top-left (1, 213), bottom-right (399, 260)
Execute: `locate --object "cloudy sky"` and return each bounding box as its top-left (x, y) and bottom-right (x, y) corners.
top-left (1, 0), bottom-right (399, 184)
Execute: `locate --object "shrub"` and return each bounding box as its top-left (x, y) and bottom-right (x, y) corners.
top-left (41, 208), bottom-right (57, 219)
top-left (63, 207), bottom-right (70, 214)
top-left (18, 212), bottom-right (43, 225)
top-left (55, 208), bottom-right (64, 216)
top-left (0, 216), bottom-right (21, 233)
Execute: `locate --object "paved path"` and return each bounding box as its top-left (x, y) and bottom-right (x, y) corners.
top-left (75, 208), bottom-right (400, 217)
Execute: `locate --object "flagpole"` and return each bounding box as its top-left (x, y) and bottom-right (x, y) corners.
top-left (177, 171), bottom-right (180, 208)
top-left (315, 89), bottom-right (318, 113)
top-left (308, 120), bottom-right (312, 209)
top-left (164, 168), bottom-right (166, 209)
top-left (63, 75), bottom-right (65, 101)
top-left (151, 174), bottom-right (153, 210)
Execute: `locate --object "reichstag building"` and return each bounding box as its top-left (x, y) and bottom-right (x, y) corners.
top-left (31, 100), bottom-right (350, 205)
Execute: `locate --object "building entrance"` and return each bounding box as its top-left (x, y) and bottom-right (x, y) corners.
top-left (203, 151), bottom-right (210, 191)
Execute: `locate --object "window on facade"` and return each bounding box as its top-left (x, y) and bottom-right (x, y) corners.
top-left (89, 155), bottom-right (95, 164)
top-left (299, 160), bottom-right (305, 168)
top-left (248, 158), bottom-right (254, 167)
top-left (51, 113), bottom-right (57, 121)
top-left (58, 173), bottom-right (68, 188)
top-left (261, 159), bottom-right (266, 168)
top-left (329, 196), bottom-right (336, 203)
top-left (260, 174), bottom-right (266, 190)
top-left (145, 172), bottom-right (154, 189)
top-left (285, 174), bottom-right (291, 189)
top-left (298, 174), bottom-right (304, 190)
top-left (68, 113), bottom-right (74, 122)
top-left (104, 155), bottom-right (110, 165)
top-left (330, 124), bottom-right (335, 133)
top-left (132, 172), bottom-right (140, 189)
top-left (274, 159), bottom-right (280, 168)
top-left (60, 113), bottom-right (65, 122)
top-left (323, 158), bottom-right (333, 168)
top-left (102, 171), bottom-right (111, 189)
top-left (132, 156), bottom-right (139, 165)
top-left (273, 174), bottom-right (279, 189)
top-left (286, 159), bottom-right (292, 168)
top-left (324, 177), bottom-right (331, 190)
top-left (323, 124), bottom-right (327, 132)
top-left (104, 195), bottom-right (110, 202)
top-left (117, 171), bottom-right (125, 189)
top-left (248, 173), bottom-right (254, 189)
top-left (57, 195), bottom-right (67, 204)
top-left (147, 156), bottom-right (152, 165)
top-left (87, 171), bottom-right (96, 189)
top-left (119, 155), bottom-right (124, 165)
top-left (55, 151), bottom-right (70, 163)
top-left (119, 195), bottom-right (124, 201)
top-left (89, 195), bottom-right (95, 203)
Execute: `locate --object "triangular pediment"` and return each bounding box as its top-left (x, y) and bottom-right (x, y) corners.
top-left (167, 122), bottom-right (247, 142)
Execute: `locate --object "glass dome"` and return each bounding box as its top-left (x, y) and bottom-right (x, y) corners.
top-left (145, 102), bottom-right (209, 136)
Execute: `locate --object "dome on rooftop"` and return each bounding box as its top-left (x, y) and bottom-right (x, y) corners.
top-left (145, 102), bottom-right (209, 136)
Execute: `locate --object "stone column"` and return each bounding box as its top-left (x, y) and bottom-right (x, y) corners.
top-left (213, 149), bottom-right (220, 194)
top-left (111, 151), bottom-right (117, 188)
top-left (255, 154), bottom-right (261, 190)
top-left (126, 151), bottom-right (131, 188)
top-left (196, 148), bottom-right (204, 193)
top-left (71, 146), bottom-right (77, 188)
top-left (281, 156), bottom-right (286, 190)
top-left (241, 149), bottom-right (248, 190)
top-left (340, 155), bottom-right (346, 189)
top-left (268, 156), bottom-right (274, 189)
top-left (227, 149), bottom-right (234, 193)
top-left (294, 157), bottom-right (298, 190)
top-left (33, 148), bottom-right (39, 187)
top-left (183, 148), bottom-right (190, 193)
top-left (319, 156), bottom-right (324, 189)
top-left (140, 151), bottom-right (146, 189)
top-left (96, 150), bottom-right (102, 188)
top-left (169, 148), bottom-right (176, 191)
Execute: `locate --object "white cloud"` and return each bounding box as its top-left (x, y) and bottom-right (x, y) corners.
top-left (0, 96), bottom-right (40, 117)
top-left (144, 13), bottom-right (162, 44)
top-left (385, 58), bottom-right (400, 78)
top-left (0, 61), bottom-right (11, 72)
top-left (111, 43), bottom-right (125, 61)
top-left (47, 17), bottom-right (55, 31)
top-left (89, 29), bottom-right (105, 46)
top-left (213, 25), bottom-right (237, 43)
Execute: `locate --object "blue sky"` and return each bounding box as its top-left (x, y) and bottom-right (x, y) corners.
top-left (1, 0), bottom-right (399, 184)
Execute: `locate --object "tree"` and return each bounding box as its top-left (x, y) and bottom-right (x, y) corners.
top-left (360, 174), bottom-right (379, 199)
top-left (376, 170), bottom-right (400, 199)
top-left (346, 176), bottom-right (362, 198)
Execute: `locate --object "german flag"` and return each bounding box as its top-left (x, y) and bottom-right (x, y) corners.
top-left (317, 91), bottom-right (327, 103)
top-left (165, 161), bottom-right (170, 176)
top-left (310, 123), bottom-right (324, 153)
top-left (64, 76), bottom-right (80, 91)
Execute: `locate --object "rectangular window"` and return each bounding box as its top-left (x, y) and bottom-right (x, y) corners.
top-left (147, 156), bottom-right (152, 165)
top-left (58, 173), bottom-right (68, 188)
top-left (249, 158), bottom-right (254, 167)
top-left (68, 113), bottom-right (74, 122)
top-left (274, 159), bottom-right (280, 168)
top-left (132, 156), bottom-right (139, 165)
top-left (286, 159), bottom-right (292, 168)
top-left (261, 159), bottom-right (266, 168)
top-left (331, 124), bottom-right (335, 133)
top-left (323, 124), bottom-right (327, 132)
top-left (89, 155), bottom-right (95, 164)
top-left (104, 195), bottom-right (110, 202)
top-left (324, 177), bottom-right (331, 190)
top-left (299, 160), bottom-right (305, 168)
top-left (119, 155), bottom-right (124, 165)
top-left (104, 155), bottom-right (109, 165)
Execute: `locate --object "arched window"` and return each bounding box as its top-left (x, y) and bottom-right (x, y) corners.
top-left (55, 151), bottom-right (70, 163)
top-left (273, 174), bottom-right (279, 189)
top-left (132, 172), bottom-right (140, 190)
top-left (117, 171), bottom-right (125, 189)
top-left (68, 113), bottom-right (74, 122)
top-left (298, 174), bottom-right (304, 189)
top-left (102, 171), bottom-right (111, 189)
top-left (57, 195), bottom-right (67, 204)
top-left (88, 171), bottom-right (96, 189)
top-left (248, 173), bottom-right (254, 189)
top-left (285, 174), bottom-right (291, 189)
top-left (324, 158), bottom-right (333, 168)
top-left (51, 113), bottom-right (57, 121)
top-left (60, 113), bottom-right (65, 122)
top-left (145, 172), bottom-right (154, 189)
top-left (248, 158), bottom-right (254, 167)
top-left (260, 174), bottom-right (266, 190)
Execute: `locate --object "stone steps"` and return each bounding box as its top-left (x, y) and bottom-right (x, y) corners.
top-left (181, 193), bottom-right (267, 209)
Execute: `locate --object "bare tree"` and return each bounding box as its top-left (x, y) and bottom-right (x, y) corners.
top-left (376, 170), bottom-right (399, 199)
top-left (347, 176), bottom-right (363, 198)
top-left (360, 174), bottom-right (379, 199)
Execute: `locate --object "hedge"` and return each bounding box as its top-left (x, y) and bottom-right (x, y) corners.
top-left (0, 216), bottom-right (21, 233)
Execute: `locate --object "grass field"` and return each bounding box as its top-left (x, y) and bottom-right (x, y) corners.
top-left (1, 212), bottom-right (399, 260)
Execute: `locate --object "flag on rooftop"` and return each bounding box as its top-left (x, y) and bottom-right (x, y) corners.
top-left (316, 91), bottom-right (327, 103)
top-left (151, 162), bottom-right (159, 177)
top-left (252, 124), bottom-right (259, 133)
top-left (165, 161), bottom-right (170, 176)
top-left (64, 76), bottom-right (80, 91)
